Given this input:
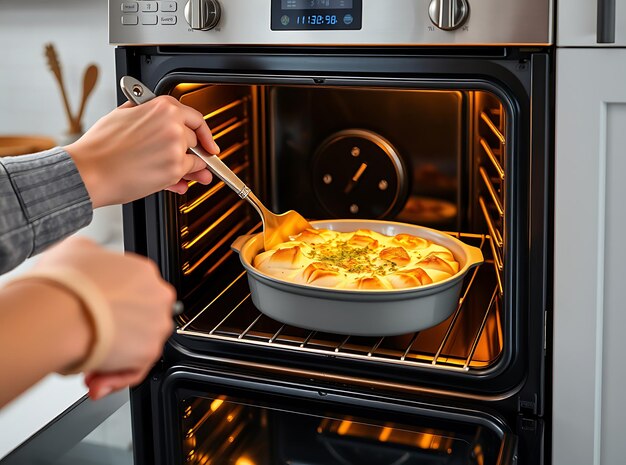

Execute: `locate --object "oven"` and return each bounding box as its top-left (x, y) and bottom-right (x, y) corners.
top-left (110, 1), bottom-right (553, 464)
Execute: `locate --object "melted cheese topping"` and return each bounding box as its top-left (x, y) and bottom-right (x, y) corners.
top-left (253, 228), bottom-right (460, 290)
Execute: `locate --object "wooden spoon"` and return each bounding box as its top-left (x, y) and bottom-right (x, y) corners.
top-left (44, 43), bottom-right (78, 133)
top-left (74, 64), bottom-right (99, 133)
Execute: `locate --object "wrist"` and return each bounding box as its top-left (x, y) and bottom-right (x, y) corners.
top-left (64, 141), bottom-right (107, 209)
top-left (3, 280), bottom-right (93, 374)
top-left (9, 268), bottom-right (116, 375)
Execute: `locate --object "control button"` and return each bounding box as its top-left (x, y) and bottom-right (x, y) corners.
top-left (160, 1), bottom-right (177, 12)
top-left (141, 14), bottom-right (158, 25)
top-left (121, 2), bottom-right (139, 13)
top-left (121, 15), bottom-right (139, 25)
top-left (184, 0), bottom-right (221, 31)
top-left (161, 15), bottom-right (177, 24)
top-left (428, 0), bottom-right (469, 31)
top-left (141, 1), bottom-right (158, 12)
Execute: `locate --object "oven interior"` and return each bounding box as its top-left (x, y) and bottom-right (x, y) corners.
top-left (167, 82), bottom-right (507, 375)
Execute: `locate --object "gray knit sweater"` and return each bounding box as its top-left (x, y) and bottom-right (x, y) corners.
top-left (0, 147), bottom-right (93, 274)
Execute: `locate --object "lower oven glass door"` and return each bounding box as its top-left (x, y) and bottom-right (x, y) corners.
top-left (156, 370), bottom-right (517, 465)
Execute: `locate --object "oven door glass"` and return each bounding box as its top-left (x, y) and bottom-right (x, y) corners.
top-left (172, 83), bottom-right (507, 375)
top-left (174, 386), bottom-right (516, 465)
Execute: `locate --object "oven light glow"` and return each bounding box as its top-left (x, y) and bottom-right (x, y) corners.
top-left (182, 201), bottom-right (245, 249)
top-left (473, 444), bottom-right (485, 464)
top-left (415, 433), bottom-right (435, 449)
top-left (379, 426), bottom-right (393, 442)
top-left (184, 431), bottom-right (197, 449)
top-left (235, 457), bottom-right (256, 465)
top-left (210, 398), bottom-right (224, 411)
top-left (337, 420), bottom-right (352, 435)
top-left (177, 84), bottom-right (200, 92)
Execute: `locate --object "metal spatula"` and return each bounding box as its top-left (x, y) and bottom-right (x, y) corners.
top-left (120, 76), bottom-right (312, 251)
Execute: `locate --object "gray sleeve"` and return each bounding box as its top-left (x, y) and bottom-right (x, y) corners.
top-left (0, 147), bottom-right (93, 275)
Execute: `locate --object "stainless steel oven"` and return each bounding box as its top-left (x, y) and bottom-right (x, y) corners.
top-left (110, 1), bottom-right (553, 464)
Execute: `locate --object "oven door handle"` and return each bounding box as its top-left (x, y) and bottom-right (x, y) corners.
top-left (597, 0), bottom-right (616, 43)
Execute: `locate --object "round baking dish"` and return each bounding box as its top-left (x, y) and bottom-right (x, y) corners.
top-left (231, 219), bottom-right (484, 336)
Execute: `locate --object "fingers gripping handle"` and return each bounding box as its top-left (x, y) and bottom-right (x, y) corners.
top-left (119, 76), bottom-right (252, 199)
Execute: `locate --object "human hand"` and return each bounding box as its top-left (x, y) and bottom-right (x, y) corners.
top-left (64, 96), bottom-right (219, 208)
top-left (33, 236), bottom-right (176, 399)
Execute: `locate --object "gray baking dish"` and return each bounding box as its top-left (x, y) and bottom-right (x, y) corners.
top-left (231, 219), bottom-right (484, 336)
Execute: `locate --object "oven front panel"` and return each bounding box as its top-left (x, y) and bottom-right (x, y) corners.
top-left (117, 48), bottom-right (549, 421)
top-left (118, 45), bottom-right (551, 465)
top-left (109, 0), bottom-right (553, 46)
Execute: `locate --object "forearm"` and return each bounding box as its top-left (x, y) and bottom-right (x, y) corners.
top-left (0, 148), bottom-right (93, 274)
top-left (0, 281), bottom-right (90, 408)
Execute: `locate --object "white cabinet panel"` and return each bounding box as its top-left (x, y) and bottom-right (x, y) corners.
top-left (558, 0), bottom-right (626, 46)
top-left (599, 102), bottom-right (626, 465)
top-left (554, 48), bottom-right (626, 465)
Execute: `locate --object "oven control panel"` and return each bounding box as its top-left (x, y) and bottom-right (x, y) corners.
top-left (110, 0), bottom-right (552, 46)
top-left (118, 1), bottom-right (178, 26)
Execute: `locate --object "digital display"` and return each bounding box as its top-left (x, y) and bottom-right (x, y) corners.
top-left (295, 14), bottom-right (341, 25)
top-left (272, 0), bottom-right (361, 30)
top-left (282, 0), bottom-right (353, 9)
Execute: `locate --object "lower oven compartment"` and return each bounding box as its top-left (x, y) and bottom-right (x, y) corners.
top-left (162, 80), bottom-right (513, 389)
top-left (158, 369), bottom-right (517, 465)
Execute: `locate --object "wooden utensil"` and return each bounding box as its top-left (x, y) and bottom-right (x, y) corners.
top-left (75, 64), bottom-right (99, 133)
top-left (120, 76), bottom-right (312, 251)
top-left (44, 43), bottom-right (80, 134)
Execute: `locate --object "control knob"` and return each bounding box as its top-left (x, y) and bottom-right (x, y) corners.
top-left (185, 0), bottom-right (221, 31)
top-left (428, 0), bottom-right (469, 31)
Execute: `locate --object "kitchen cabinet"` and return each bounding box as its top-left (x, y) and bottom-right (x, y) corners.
top-left (553, 48), bottom-right (626, 465)
top-left (558, 0), bottom-right (626, 46)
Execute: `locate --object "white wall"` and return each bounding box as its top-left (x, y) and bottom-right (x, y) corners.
top-left (0, 0), bottom-right (123, 244)
top-left (0, 0), bottom-right (127, 458)
top-left (0, 0), bottom-right (116, 137)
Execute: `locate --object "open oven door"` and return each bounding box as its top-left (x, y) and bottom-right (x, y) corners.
top-left (133, 366), bottom-right (519, 465)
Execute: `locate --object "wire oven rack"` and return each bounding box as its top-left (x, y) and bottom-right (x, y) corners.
top-left (178, 232), bottom-right (503, 373)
